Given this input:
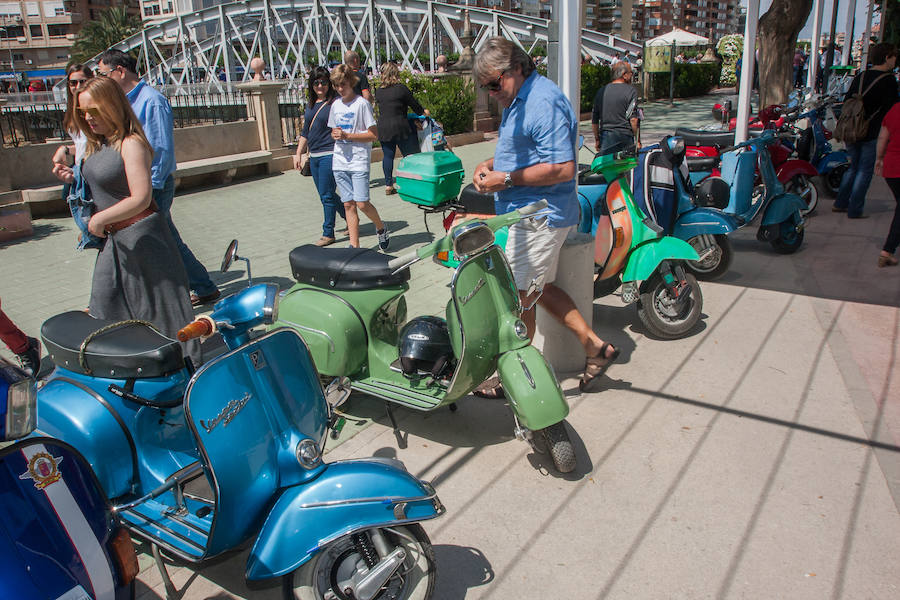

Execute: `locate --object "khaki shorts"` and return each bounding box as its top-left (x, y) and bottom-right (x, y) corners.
top-left (506, 219), bottom-right (573, 291)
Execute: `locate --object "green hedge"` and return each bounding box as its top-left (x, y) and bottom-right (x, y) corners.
top-left (370, 72), bottom-right (475, 136)
top-left (647, 63), bottom-right (721, 98)
top-left (580, 63), bottom-right (612, 112)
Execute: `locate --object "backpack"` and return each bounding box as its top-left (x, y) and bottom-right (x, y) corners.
top-left (834, 72), bottom-right (892, 144)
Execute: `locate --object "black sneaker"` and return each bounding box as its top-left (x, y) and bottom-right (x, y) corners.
top-left (377, 227), bottom-right (390, 251)
top-left (16, 336), bottom-right (41, 378)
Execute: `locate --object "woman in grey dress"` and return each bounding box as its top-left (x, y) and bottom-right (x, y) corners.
top-left (73, 77), bottom-right (200, 365)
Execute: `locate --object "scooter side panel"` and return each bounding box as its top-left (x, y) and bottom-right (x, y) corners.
top-left (776, 158), bottom-right (819, 182)
top-left (497, 346), bottom-right (568, 431)
top-left (760, 193), bottom-right (806, 226)
top-left (818, 152), bottom-right (849, 173)
top-left (622, 238), bottom-right (700, 282)
top-left (273, 286), bottom-right (368, 376)
top-left (672, 209), bottom-right (739, 238)
top-left (246, 459), bottom-right (442, 580)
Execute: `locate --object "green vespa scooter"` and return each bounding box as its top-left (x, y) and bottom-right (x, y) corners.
top-left (272, 201), bottom-right (578, 473)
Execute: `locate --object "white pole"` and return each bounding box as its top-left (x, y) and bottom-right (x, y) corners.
top-left (860, 0), bottom-right (874, 68)
top-left (735, 0), bottom-right (759, 144)
top-left (554, 0), bottom-right (582, 115)
top-left (841, 0), bottom-right (857, 65)
top-left (807, 0), bottom-right (825, 89)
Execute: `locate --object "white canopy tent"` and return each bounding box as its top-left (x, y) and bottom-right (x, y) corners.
top-left (645, 28), bottom-right (710, 47)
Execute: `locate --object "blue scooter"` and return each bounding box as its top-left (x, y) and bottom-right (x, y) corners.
top-left (794, 98), bottom-right (850, 195)
top-left (1, 358), bottom-right (139, 600)
top-left (33, 242), bottom-right (445, 600)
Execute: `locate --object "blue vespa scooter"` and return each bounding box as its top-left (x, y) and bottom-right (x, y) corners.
top-left (794, 98), bottom-right (850, 195)
top-left (33, 242), bottom-right (445, 600)
top-left (1, 358), bottom-right (139, 600)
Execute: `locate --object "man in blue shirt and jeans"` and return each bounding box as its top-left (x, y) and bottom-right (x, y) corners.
top-left (472, 37), bottom-right (618, 395)
top-left (97, 49), bottom-right (220, 306)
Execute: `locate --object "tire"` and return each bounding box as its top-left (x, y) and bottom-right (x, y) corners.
top-left (785, 174), bottom-right (818, 214)
top-left (539, 421), bottom-right (576, 474)
top-left (686, 235), bottom-right (733, 281)
top-left (770, 219), bottom-right (804, 254)
top-left (283, 524), bottom-right (435, 600)
top-left (825, 164), bottom-right (847, 195)
top-left (637, 271), bottom-right (703, 340)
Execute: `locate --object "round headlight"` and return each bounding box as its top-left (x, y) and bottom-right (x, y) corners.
top-left (295, 438), bottom-right (322, 469)
top-left (514, 319), bottom-right (529, 340)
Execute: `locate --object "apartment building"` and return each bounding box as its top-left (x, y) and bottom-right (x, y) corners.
top-left (586, 0), bottom-right (632, 41)
top-left (631, 0), bottom-right (740, 42)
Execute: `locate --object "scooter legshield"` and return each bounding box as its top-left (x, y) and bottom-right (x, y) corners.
top-left (622, 238), bottom-right (700, 282)
top-left (497, 346), bottom-right (568, 431)
top-left (672, 209), bottom-right (739, 238)
top-left (246, 459), bottom-right (443, 580)
top-left (760, 192), bottom-right (806, 226)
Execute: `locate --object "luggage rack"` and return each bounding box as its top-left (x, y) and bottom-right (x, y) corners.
top-left (411, 200), bottom-right (464, 233)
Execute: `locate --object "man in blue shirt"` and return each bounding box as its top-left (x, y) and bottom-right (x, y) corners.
top-left (97, 49), bottom-right (220, 306)
top-left (472, 37), bottom-right (618, 394)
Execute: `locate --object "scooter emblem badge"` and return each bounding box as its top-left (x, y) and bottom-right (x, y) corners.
top-left (19, 452), bottom-right (64, 490)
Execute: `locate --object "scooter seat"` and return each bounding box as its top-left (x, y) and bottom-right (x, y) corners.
top-left (686, 156), bottom-right (720, 172)
top-left (289, 245), bottom-right (411, 291)
top-left (578, 170), bottom-right (609, 186)
top-left (457, 183), bottom-right (496, 215)
top-left (673, 128), bottom-right (735, 148)
top-left (41, 311), bottom-right (184, 378)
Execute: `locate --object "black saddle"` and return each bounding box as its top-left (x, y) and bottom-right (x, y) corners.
top-left (673, 128), bottom-right (736, 148)
top-left (457, 183), bottom-right (496, 215)
top-left (41, 311), bottom-right (184, 378)
top-left (685, 156), bottom-right (720, 172)
top-left (289, 245), bottom-right (411, 291)
top-left (578, 169), bottom-right (609, 186)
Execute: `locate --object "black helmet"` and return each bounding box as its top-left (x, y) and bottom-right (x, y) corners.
top-left (398, 316), bottom-right (454, 378)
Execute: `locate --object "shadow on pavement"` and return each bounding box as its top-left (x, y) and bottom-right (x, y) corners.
top-left (431, 544), bottom-right (495, 599)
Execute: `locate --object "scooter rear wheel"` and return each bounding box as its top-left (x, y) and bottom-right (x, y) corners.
top-left (770, 220), bottom-right (804, 254)
top-left (283, 524), bottom-right (435, 600)
top-left (539, 421), bottom-right (576, 474)
top-left (825, 165), bottom-right (847, 196)
top-left (637, 271), bottom-right (703, 340)
top-left (686, 234), bottom-right (733, 281)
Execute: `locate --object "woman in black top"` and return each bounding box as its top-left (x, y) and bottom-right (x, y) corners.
top-left (375, 62), bottom-right (429, 195)
top-left (294, 66), bottom-right (347, 246)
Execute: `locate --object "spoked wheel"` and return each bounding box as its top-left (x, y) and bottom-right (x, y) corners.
top-left (283, 525), bottom-right (435, 600)
top-left (686, 235), bottom-right (733, 281)
top-left (538, 421), bottom-right (576, 474)
top-left (770, 219), bottom-right (804, 254)
top-left (785, 174), bottom-right (819, 214)
top-left (637, 271), bottom-right (703, 339)
top-left (825, 164), bottom-right (847, 196)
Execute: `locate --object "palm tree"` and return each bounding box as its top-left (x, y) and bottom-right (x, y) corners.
top-left (70, 7), bottom-right (142, 64)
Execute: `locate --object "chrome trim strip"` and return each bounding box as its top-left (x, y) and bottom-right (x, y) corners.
top-left (278, 319), bottom-right (336, 353)
top-left (167, 512), bottom-right (211, 537)
top-left (123, 508), bottom-right (207, 553)
top-left (299, 488), bottom-right (441, 510)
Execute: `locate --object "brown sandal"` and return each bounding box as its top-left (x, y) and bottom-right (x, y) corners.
top-left (473, 376), bottom-right (505, 399)
top-left (579, 343), bottom-right (620, 392)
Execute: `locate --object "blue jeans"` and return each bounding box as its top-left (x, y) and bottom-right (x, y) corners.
top-left (310, 154), bottom-right (345, 238)
top-left (599, 130), bottom-right (634, 156)
top-left (381, 134), bottom-right (421, 186)
top-left (834, 138), bottom-right (878, 218)
top-left (153, 176), bottom-right (218, 296)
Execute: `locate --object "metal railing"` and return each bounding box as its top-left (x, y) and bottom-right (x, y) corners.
top-left (164, 86), bottom-right (253, 129)
top-left (0, 102), bottom-right (66, 147)
top-left (278, 83), bottom-right (306, 147)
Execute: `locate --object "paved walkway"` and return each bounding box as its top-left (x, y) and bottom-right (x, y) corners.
top-left (2, 92), bottom-right (899, 599)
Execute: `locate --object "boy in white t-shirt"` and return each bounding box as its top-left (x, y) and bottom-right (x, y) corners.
top-left (328, 65), bottom-right (390, 250)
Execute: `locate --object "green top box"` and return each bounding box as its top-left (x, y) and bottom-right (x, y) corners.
top-left (395, 151), bottom-right (465, 207)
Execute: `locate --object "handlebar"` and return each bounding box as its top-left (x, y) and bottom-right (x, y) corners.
top-left (177, 316), bottom-right (214, 341)
top-left (518, 199), bottom-right (548, 216)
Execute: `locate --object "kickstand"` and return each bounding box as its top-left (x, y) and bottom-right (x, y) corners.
top-left (384, 402), bottom-right (408, 449)
top-left (152, 543), bottom-right (181, 600)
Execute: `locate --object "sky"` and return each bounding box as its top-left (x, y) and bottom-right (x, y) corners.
top-left (742, 0), bottom-right (878, 40)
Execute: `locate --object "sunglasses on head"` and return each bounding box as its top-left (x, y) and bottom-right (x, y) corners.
top-left (480, 71), bottom-right (506, 92)
top-left (78, 107), bottom-right (102, 118)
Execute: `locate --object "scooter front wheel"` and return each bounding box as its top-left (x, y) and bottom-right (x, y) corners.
top-left (770, 220), bottom-right (804, 254)
top-left (637, 271), bottom-right (703, 340)
top-left (785, 174), bottom-right (819, 214)
top-left (283, 524), bottom-right (435, 600)
top-left (539, 421), bottom-right (576, 473)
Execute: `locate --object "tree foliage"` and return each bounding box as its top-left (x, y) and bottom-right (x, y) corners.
top-left (70, 7), bottom-right (141, 64)
top-left (758, 0), bottom-right (813, 108)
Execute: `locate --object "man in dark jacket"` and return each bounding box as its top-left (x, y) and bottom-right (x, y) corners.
top-left (833, 43), bottom-right (899, 218)
top-left (591, 61), bottom-right (640, 155)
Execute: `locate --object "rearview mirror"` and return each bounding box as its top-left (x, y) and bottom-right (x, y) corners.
top-left (221, 239), bottom-right (239, 273)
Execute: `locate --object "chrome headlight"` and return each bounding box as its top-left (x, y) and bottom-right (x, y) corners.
top-left (514, 319), bottom-right (529, 340)
top-left (295, 438), bottom-right (322, 469)
top-left (2, 363), bottom-right (36, 441)
top-left (452, 221), bottom-right (494, 258)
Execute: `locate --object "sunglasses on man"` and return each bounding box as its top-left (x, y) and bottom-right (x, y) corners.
top-left (480, 71), bottom-right (506, 92)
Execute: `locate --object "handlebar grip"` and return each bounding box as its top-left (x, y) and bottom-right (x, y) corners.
top-left (178, 317), bottom-right (214, 342)
top-left (517, 199), bottom-right (548, 216)
top-left (388, 251), bottom-right (418, 271)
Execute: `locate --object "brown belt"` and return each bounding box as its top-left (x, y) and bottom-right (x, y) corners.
top-left (105, 207), bottom-right (156, 234)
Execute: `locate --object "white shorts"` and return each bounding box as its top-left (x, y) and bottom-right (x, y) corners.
top-left (333, 170), bottom-right (371, 204)
top-left (506, 219), bottom-right (573, 291)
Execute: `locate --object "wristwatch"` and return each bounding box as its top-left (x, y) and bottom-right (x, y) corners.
top-left (504, 171), bottom-right (514, 188)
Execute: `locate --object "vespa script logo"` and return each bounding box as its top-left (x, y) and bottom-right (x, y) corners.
top-left (459, 277), bottom-right (486, 305)
top-left (200, 392), bottom-right (252, 433)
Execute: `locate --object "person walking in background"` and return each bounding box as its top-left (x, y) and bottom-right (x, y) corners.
top-left (0, 299), bottom-right (41, 377)
top-left (68, 77), bottom-right (200, 365)
top-left (833, 43), bottom-right (899, 219)
top-left (51, 64), bottom-right (93, 175)
top-left (343, 50), bottom-right (373, 103)
top-left (96, 49), bottom-right (221, 306)
top-left (328, 64), bottom-right (389, 250)
top-left (592, 60), bottom-right (640, 155)
top-left (294, 66), bottom-right (346, 246)
top-left (874, 102), bottom-right (900, 267)
top-left (472, 37), bottom-right (619, 396)
top-left (375, 62), bottom-right (429, 195)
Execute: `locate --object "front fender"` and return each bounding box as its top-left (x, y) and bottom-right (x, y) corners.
top-left (818, 152), bottom-right (849, 173)
top-left (622, 238), bottom-right (700, 282)
top-left (776, 159), bottom-right (818, 182)
top-left (672, 209), bottom-right (739, 239)
top-left (577, 192), bottom-right (594, 234)
top-left (761, 193), bottom-right (806, 226)
top-left (497, 346), bottom-right (568, 431)
top-left (246, 459), bottom-right (443, 580)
